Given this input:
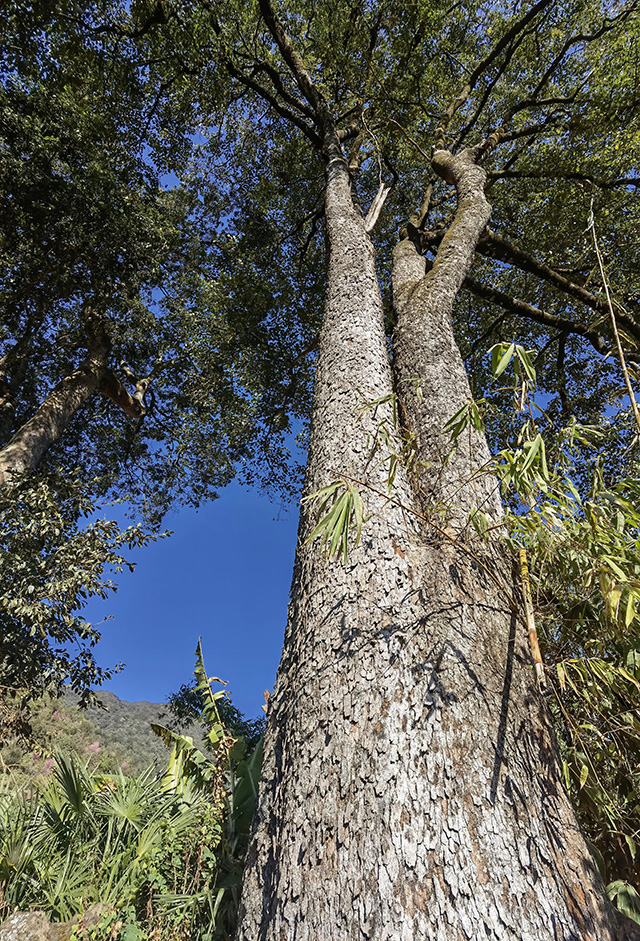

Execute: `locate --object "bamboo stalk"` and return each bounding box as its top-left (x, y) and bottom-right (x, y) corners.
top-left (519, 546), bottom-right (546, 689)
top-left (589, 215), bottom-right (640, 442)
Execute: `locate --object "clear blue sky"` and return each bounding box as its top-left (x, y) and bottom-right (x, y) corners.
top-left (84, 483), bottom-right (300, 720)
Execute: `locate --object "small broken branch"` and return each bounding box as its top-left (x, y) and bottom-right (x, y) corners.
top-left (519, 547), bottom-right (546, 689)
top-left (364, 180), bottom-right (394, 233)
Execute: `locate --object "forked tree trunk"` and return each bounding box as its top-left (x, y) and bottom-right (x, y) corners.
top-left (393, 147), bottom-right (503, 529)
top-left (236, 143), bottom-right (621, 939)
top-left (389, 149), bottom-right (620, 939)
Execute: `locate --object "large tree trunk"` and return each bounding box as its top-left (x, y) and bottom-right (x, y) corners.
top-left (236, 142), bottom-right (621, 939)
top-left (236, 132), bottom-right (427, 939)
top-left (388, 148), bottom-right (620, 938)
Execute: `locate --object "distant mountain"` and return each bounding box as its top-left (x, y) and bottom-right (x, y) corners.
top-left (0, 691), bottom-right (206, 782)
top-left (65, 689), bottom-right (206, 770)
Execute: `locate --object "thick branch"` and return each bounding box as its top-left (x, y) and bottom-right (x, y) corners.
top-left (257, 0), bottom-right (325, 116)
top-left (98, 369), bottom-right (147, 418)
top-left (0, 307), bottom-right (110, 488)
top-left (256, 0), bottom-right (345, 166)
top-left (463, 274), bottom-right (639, 364)
top-left (393, 146), bottom-right (502, 524)
top-left (477, 231), bottom-right (640, 340)
top-left (487, 169), bottom-right (640, 189)
top-left (424, 225), bottom-right (640, 345)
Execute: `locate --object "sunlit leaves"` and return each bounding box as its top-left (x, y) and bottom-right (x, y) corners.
top-left (303, 478), bottom-right (367, 564)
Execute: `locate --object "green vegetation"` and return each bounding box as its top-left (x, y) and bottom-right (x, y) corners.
top-left (1, 0), bottom-right (640, 934)
top-left (0, 647), bottom-right (263, 940)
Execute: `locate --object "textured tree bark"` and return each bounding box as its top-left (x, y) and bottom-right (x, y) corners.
top-left (236, 134), bottom-right (624, 939)
top-left (393, 146), bottom-right (502, 529)
top-left (236, 130), bottom-right (431, 939)
top-left (387, 149), bottom-right (621, 939)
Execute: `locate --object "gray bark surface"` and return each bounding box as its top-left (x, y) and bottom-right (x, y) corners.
top-left (390, 150), bottom-right (618, 938)
top-left (393, 148), bottom-right (502, 529)
top-left (236, 142), bottom-right (620, 939)
top-left (0, 342), bottom-right (107, 488)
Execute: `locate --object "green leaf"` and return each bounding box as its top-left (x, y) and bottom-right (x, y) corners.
top-left (521, 435), bottom-right (542, 474)
top-left (493, 343), bottom-right (515, 379)
top-left (625, 592), bottom-right (636, 627)
top-left (579, 763), bottom-right (589, 790)
top-left (516, 346), bottom-right (536, 384)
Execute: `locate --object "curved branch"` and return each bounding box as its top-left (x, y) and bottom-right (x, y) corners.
top-left (476, 230), bottom-right (640, 344)
top-left (0, 306), bottom-right (111, 488)
top-left (463, 274), bottom-right (639, 365)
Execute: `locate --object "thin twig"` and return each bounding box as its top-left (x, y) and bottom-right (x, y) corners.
top-left (588, 210), bottom-right (640, 442)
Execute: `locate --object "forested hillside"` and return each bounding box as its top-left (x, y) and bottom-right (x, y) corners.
top-left (0, 691), bottom-right (206, 781)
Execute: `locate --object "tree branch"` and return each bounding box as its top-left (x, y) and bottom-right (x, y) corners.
top-left (364, 180), bottom-right (394, 233)
top-left (422, 225), bottom-right (640, 345)
top-left (226, 61), bottom-right (321, 147)
top-left (251, 59), bottom-right (316, 119)
top-left (434, 0), bottom-right (554, 149)
top-left (463, 273), bottom-right (639, 365)
top-left (257, 0), bottom-right (325, 116)
top-left (487, 169), bottom-right (640, 189)
top-left (476, 229), bottom-right (640, 344)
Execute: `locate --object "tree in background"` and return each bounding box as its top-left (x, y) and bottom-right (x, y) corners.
top-left (0, 0), bottom-right (313, 717)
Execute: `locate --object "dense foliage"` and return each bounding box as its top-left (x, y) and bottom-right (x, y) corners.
top-left (0, 474), bottom-right (160, 736)
top-left (1, 0), bottom-right (640, 929)
top-left (0, 0), bottom-right (311, 712)
top-left (0, 648), bottom-right (263, 940)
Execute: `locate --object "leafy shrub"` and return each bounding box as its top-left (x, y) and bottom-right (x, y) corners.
top-left (0, 645), bottom-right (264, 939)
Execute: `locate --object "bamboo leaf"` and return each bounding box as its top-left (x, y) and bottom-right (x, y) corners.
top-left (521, 435), bottom-right (542, 474)
top-left (557, 662), bottom-right (566, 691)
top-left (328, 494), bottom-right (350, 558)
top-left (579, 763), bottom-right (589, 790)
top-left (493, 343), bottom-right (515, 378)
top-left (516, 345), bottom-right (536, 384)
top-left (625, 592), bottom-right (636, 627)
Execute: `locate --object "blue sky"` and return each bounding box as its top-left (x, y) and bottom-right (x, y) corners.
top-left (84, 483), bottom-right (300, 720)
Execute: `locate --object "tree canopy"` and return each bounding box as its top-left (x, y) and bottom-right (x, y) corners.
top-left (2, 0), bottom-right (640, 928)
